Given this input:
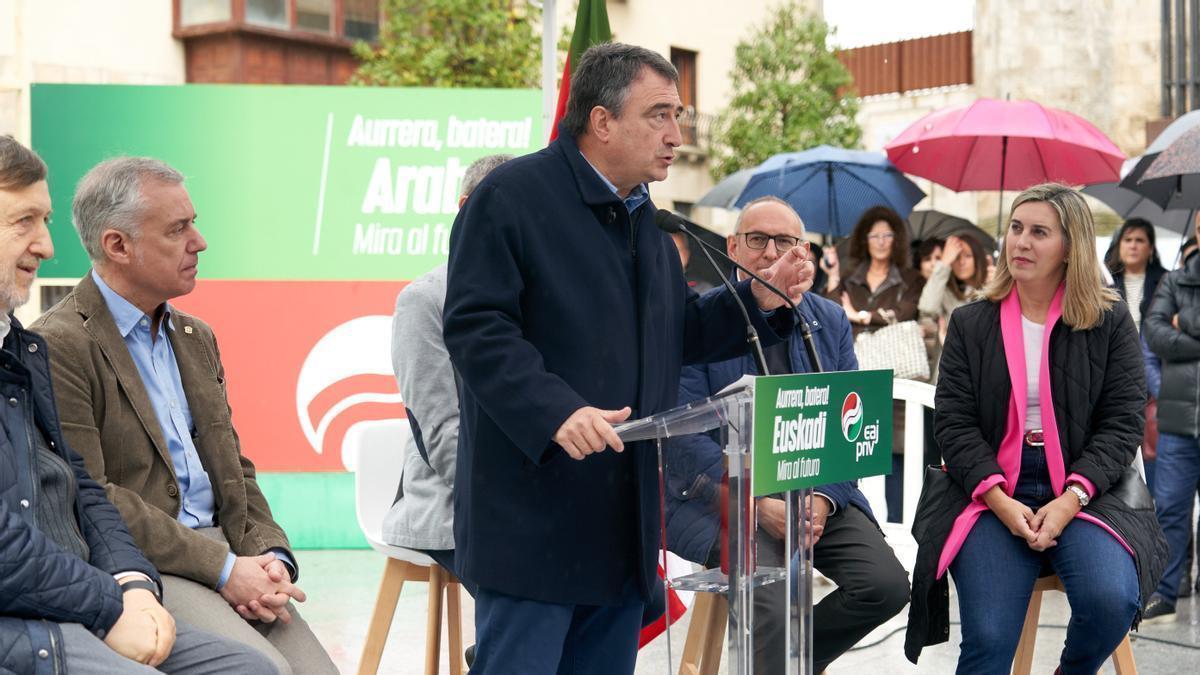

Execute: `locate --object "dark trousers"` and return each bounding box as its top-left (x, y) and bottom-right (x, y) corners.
top-left (423, 548), bottom-right (479, 597)
top-left (885, 454), bottom-right (904, 523)
top-left (1152, 432), bottom-right (1200, 602)
top-left (752, 505), bottom-right (910, 674)
top-left (427, 547), bottom-right (666, 629)
top-left (470, 581), bottom-right (644, 675)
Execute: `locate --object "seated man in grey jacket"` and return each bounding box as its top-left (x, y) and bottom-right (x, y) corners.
top-left (383, 154), bottom-right (513, 586)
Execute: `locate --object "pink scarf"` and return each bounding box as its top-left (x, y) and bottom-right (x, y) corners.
top-left (936, 286), bottom-right (1131, 578)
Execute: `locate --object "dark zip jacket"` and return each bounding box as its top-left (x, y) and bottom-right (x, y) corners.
top-left (1145, 255), bottom-right (1200, 437)
top-left (0, 316), bottom-right (159, 674)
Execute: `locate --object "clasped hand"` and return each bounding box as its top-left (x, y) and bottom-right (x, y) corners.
top-left (983, 486), bottom-right (1082, 551)
top-left (219, 553), bottom-right (308, 624)
top-left (757, 494), bottom-right (831, 547)
top-left (105, 585), bottom-right (175, 666)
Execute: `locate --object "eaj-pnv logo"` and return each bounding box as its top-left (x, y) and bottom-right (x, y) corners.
top-left (841, 392), bottom-right (864, 442)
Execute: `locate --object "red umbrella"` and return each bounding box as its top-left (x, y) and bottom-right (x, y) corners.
top-left (885, 98), bottom-right (1125, 234)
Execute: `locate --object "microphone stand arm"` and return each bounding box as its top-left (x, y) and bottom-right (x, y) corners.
top-left (684, 227), bottom-right (770, 376)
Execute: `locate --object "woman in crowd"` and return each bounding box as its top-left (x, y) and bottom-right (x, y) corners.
top-left (824, 205), bottom-right (925, 522)
top-left (1105, 218), bottom-right (1168, 547)
top-left (914, 237), bottom-right (946, 381)
top-left (1104, 217), bottom-right (1166, 332)
top-left (1143, 213), bottom-right (1200, 622)
top-left (906, 184), bottom-right (1166, 673)
top-left (918, 233), bottom-right (990, 327)
top-left (916, 238), bottom-right (944, 281)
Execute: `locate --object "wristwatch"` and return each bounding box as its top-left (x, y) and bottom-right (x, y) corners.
top-left (1065, 483), bottom-right (1090, 507)
top-left (120, 578), bottom-right (162, 603)
top-left (857, 310), bottom-right (870, 325)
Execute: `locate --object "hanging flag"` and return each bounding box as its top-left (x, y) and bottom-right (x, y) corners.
top-left (638, 553), bottom-right (691, 648)
top-left (548, 0), bottom-right (612, 142)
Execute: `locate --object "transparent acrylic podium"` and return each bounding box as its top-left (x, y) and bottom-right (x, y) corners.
top-left (616, 381), bottom-right (814, 675)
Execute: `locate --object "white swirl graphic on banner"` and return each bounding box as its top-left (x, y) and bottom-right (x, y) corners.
top-left (295, 315), bottom-right (401, 469)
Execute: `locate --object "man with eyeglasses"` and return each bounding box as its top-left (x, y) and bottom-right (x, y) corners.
top-left (665, 196), bottom-right (910, 674)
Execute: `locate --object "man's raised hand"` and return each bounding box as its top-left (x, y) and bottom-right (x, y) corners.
top-left (752, 245), bottom-right (815, 310)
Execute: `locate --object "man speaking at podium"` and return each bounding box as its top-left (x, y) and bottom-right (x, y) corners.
top-left (443, 43), bottom-right (815, 675)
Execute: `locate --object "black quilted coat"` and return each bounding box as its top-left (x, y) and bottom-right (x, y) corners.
top-left (904, 299), bottom-right (1168, 663)
top-left (1145, 255), bottom-right (1200, 437)
top-left (0, 318), bottom-right (158, 674)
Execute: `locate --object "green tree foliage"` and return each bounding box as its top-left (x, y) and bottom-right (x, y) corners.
top-left (709, 4), bottom-right (862, 180)
top-left (351, 0), bottom-right (541, 88)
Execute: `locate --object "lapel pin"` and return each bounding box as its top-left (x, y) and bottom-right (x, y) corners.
top-left (184, 326), bottom-right (193, 334)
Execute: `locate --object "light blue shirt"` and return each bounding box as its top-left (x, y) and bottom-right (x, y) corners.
top-left (580, 152), bottom-right (650, 216)
top-left (92, 271), bottom-right (292, 587)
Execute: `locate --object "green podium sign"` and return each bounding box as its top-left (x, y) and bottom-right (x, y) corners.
top-left (752, 370), bottom-right (893, 496)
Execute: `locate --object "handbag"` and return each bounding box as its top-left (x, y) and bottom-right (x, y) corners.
top-left (1142, 397), bottom-right (1158, 462)
top-left (1108, 465), bottom-right (1155, 510)
top-left (854, 319), bottom-right (931, 381)
top-left (911, 464), bottom-right (954, 543)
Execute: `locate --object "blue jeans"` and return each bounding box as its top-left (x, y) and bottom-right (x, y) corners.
top-left (950, 446), bottom-right (1139, 675)
top-left (1153, 432), bottom-right (1200, 602)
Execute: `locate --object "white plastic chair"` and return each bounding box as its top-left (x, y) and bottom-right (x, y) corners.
top-left (859, 378), bottom-right (936, 573)
top-left (349, 419), bottom-right (465, 675)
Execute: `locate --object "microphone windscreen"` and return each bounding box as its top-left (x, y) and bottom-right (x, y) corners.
top-left (655, 210), bottom-right (685, 234)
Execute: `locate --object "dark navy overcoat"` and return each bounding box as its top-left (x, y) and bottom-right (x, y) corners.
top-left (443, 129), bottom-right (789, 605)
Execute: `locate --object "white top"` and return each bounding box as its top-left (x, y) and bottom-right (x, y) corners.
top-left (1124, 273), bottom-right (1145, 330)
top-left (1023, 316), bottom-right (1045, 430)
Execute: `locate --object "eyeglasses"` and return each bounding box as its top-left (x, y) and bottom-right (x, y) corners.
top-left (739, 232), bottom-right (806, 252)
top-left (867, 232), bottom-right (896, 242)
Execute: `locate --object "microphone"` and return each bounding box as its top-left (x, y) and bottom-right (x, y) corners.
top-left (659, 210), bottom-right (769, 374)
top-left (656, 210), bottom-right (824, 374)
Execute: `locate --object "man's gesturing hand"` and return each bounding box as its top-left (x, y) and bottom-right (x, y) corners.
top-left (554, 406), bottom-right (631, 460)
top-left (752, 245), bottom-right (815, 310)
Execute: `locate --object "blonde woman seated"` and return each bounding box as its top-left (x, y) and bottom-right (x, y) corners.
top-left (905, 184), bottom-right (1167, 674)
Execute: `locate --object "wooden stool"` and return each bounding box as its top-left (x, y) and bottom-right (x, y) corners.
top-left (678, 592), bottom-right (727, 675)
top-left (358, 558), bottom-right (466, 675)
top-left (1012, 574), bottom-right (1137, 675)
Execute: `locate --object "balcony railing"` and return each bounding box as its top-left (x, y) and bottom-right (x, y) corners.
top-left (679, 107), bottom-right (715, 151)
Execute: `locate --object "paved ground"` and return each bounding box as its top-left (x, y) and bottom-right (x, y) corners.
top-left (295, 549), bottom-right (1200, 673)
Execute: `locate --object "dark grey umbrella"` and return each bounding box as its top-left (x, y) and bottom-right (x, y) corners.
top-left (1120, 110), bottom-right (1200, 210)
top-left (907, 210), bottom-right (995, 251)
top-left (1082, 180), bottom-right (1194, 232)
top-left (696, 168), bottom-right (756, 209)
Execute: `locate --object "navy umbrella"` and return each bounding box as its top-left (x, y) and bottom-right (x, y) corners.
top-left (733, 145), bottom-right (926, 237)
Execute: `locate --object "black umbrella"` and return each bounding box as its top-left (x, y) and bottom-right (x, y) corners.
top-left (907, 210), bottom-right (995, 251)
top-left (1120, 109), bottom-right (1200, 210)
top-left (669, 218), bottom-right (731, 290)
top-left (1082, 163), bottom-right (1194, 233)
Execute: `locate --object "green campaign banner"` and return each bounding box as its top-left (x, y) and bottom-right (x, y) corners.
top-left (752, 370), bottom-right (893, 496)
top-left (31, 83), bottom-right (541, 281)
top-left (29, 83), bottom-right (542, 547)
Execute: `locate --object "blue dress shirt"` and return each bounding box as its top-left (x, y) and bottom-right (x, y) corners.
top-left (92, 271), bottom-right (292, 588)
top-left (580, 152), bottom-right (650, 216)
